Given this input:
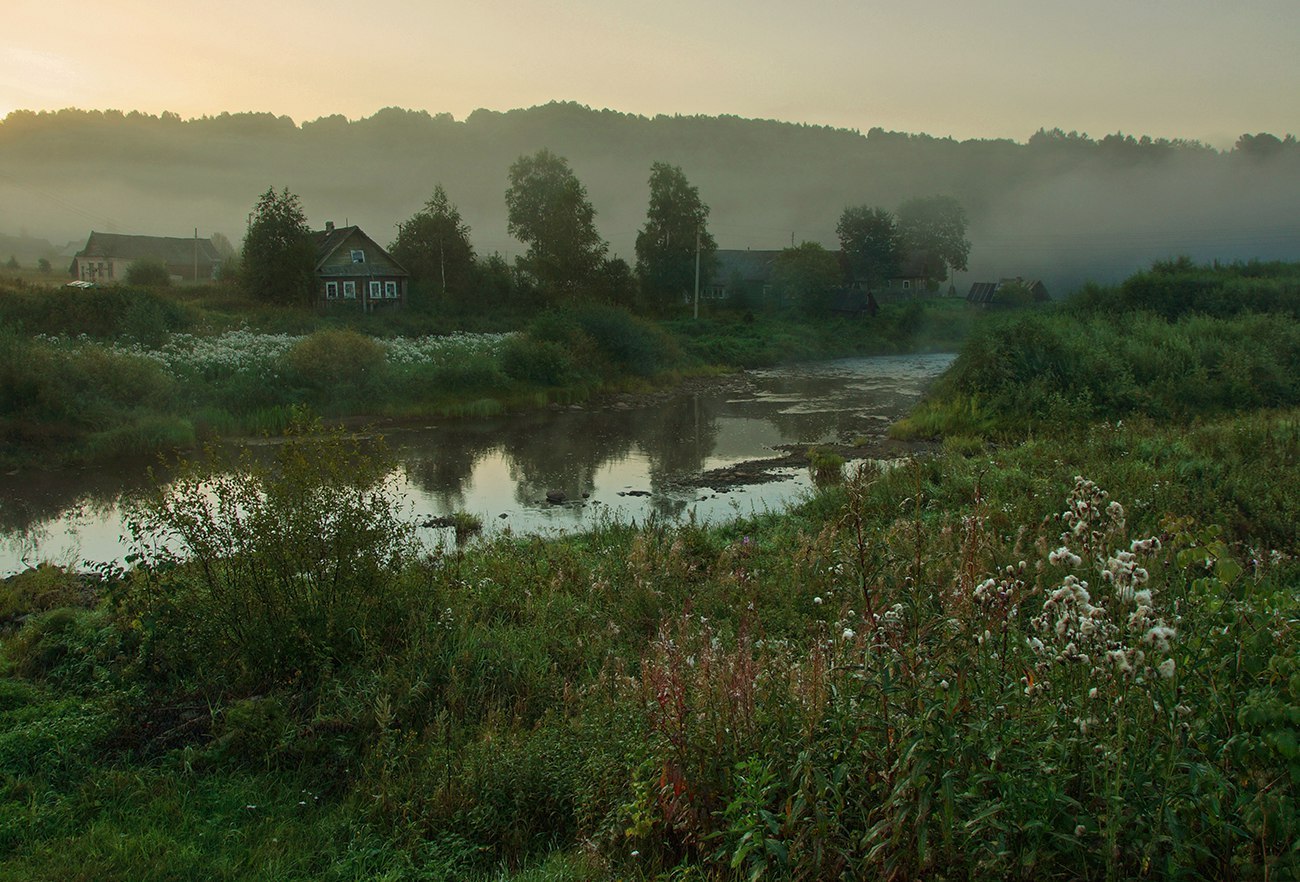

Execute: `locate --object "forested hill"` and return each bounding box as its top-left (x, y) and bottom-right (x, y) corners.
top-left (3, 103), bottom-right (1298, 293)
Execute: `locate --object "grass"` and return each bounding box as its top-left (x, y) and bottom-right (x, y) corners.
top-left (2, 260), bottom-right (1297, 878)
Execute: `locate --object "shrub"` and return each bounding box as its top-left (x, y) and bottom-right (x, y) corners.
top-left (500, 336), bottom-right (580, 386)
top-left (282, 328), bottom-right (386, 402)
top-left (121, 419), bottom-right (420, 697)
top-left (0, 564), bottom-right (88, 625)
top-left (125, 259), bottom-right (171, 287)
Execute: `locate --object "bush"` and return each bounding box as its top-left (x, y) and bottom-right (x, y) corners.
top-left (0, 564), bottom-right (88, 625)
top-left (500, 336), bottom-right (580, 386)
top-left (282, 328), bottom-right (386, 402)
top-left (120, 420), bottom-right (420, 697)
top-left (125, 259), bottom-right (171, 287)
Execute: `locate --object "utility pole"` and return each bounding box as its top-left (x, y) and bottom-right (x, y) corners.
top-left (193, 227), bottom-right (198, 282)
top-left (439, 236), bottom-right (446, 298)
top-left (693, 224), bottom-right (701, 320)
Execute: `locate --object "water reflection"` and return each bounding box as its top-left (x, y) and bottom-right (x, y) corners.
top-left (1, 353), bottom-right (953, 575)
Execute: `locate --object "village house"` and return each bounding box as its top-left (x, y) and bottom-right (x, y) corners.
top-left (313, 222), bottom-right (409, 310)
top-left (70, 231), bottom-right (223, 283)
top-left (707, 249), bottom-right (782, 302)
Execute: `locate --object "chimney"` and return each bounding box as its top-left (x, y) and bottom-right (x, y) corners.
top-left (325, 221), bottom-right (335, 233)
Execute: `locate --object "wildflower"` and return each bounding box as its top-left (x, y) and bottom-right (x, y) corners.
top-left (1143, 625), bottom-right (1176, 653)
top-left (842, 627), bottom-right (856, 641)
top-left (813, 596), bottom-right (823, 605)
top-left (1049, 546), bottom-right (1083, 568)
top-left (1158, 658), bottom-right (1176, 679)
top-left (939, 679), bottom-right (949, 690)
top-left (1075, 824), bottom-right (1087, 837)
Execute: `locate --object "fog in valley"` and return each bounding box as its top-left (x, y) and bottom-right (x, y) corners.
top-left (2, 103), bottom-right (1298, 295)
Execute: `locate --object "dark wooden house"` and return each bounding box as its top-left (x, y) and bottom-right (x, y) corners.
top-left (707, 249), bottom-right (781, 302)
top-left (70, 231), bottom-right (223, 283)
top-left (313, 222), bottom-right (409, 310)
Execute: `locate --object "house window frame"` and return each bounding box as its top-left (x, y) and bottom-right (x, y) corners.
top-left (369, 281), bottom-right (382, 299)
top-left (384, 280), bottom-right (398, 299)
top-left (902, 280), bottom-right (911, 290)
top-left (325, 281), bottom-right (339, 300)
top-left (343, 280), bottom-right (357, 299)
top-left (350, 250), bottom-right (366, 264)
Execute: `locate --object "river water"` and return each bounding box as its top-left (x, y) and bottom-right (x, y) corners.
top-left (0, 352), bottom-right (954, 576)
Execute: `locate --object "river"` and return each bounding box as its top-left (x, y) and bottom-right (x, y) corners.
top-left (0, 352), bottom-right (954, 576)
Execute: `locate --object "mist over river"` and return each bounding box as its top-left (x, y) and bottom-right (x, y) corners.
top-left (1, 353), bottom-right (953, 576)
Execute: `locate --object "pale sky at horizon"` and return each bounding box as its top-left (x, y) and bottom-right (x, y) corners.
top-left (2, 0), bottom-right (1297, 148)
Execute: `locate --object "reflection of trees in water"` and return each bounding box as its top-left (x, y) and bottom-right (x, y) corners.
top-left (502, 409), bottom-right (640, 506)
top-left (644, 393), bottom-right (722, 487)
top-left (0, 465), bottom-right (167, 537)
top-left (400, 425), bottom-right (498, 510)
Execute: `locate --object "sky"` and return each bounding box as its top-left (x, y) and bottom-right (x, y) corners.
top-left (2, 0), bottom-right (1297, 147)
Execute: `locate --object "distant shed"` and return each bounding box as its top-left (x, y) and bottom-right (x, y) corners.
top-left (967, 277), bottom-right (1050, 306)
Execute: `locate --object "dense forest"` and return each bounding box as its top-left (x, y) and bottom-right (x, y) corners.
top-left (3, 103), bottom-right (1298, 293)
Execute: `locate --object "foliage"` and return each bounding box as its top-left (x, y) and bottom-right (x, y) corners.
top-left (505, 149), bottom-right (607, 298)
top-left (241, 186), bottom-right (316, 306)
top-left (36, 258), bottom-right (51, 274)
top-left (771, 242), bottom-right (841, 314)
top-left (282, 328), bottom-right (386, 404)
top-left (836, 205), bottom-right (898, 287)
top-left (634, 163), bottom-right (716, 313)
top-left (124, 258), bottom-right (171, 287)
top-left (0, 564), bottom-right (87, 626)
top-left (390, 185), bottom-right (476, 307)
top-left (120, 419), bottom-right (420, 697)
top-left (896, 195), bottom-right (971, 283)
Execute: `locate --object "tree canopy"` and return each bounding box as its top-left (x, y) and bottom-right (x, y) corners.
top-left (773, 241), bottom-right (841, 314)
top-left (634, 162), bottom-right (716, 312)
top-left (390, 185), bottom-right (476, 305)
top-left (896, 195), bottom-right (970, 284)
top-left (836, 205), bottom-right (899, 287)
top-left (505, 149), bottom-right (606, 297)
top-left (241, 186), bottom-right (315, 306)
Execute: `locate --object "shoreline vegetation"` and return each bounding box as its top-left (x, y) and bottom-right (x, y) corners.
top-left (0, 277), bottom-right (973, 471)
top-left (2, 260), bottom-right (1299, 880)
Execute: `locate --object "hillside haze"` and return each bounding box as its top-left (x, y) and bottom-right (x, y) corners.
top-left (2, 103), bottom-right (1298, 294)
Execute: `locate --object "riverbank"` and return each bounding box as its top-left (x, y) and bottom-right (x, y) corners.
top-left (0, 289), bottom-right (975, 471)
top-left (2, 406), bottom-right (1297, 880)
top-left (5, 262), bottom-right (1294, 879)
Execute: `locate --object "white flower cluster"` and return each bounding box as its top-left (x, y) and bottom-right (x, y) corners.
top-left (382, 332), bottom-right (512, 366)
top-left (1029, 481), bottom-right (1176, 693)
top-left (1058, 475), bottom-right (1126, 562)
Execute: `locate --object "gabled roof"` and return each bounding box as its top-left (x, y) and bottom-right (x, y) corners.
top-left (967, 281), bottom-right (999, 304)
top-left (715, 249), bottom-right (781, 284)
top-left (76, 231), bottom-right (221, 264)
top-left (311, 225), bottom-right (409, 275)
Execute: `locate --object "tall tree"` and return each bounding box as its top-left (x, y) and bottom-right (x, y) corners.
top-left (634, 162), bottom-right (716, 312)
top-left (836, 205), bottom-right (899, 288)
top-left (773, 241), bottom-right (841, 314)
top-left (505, 149), bottom-right (606, 297)
top-left (390, 185), bottom-right (475, 305)
top-left (896, 195), bottom-right (971, 286)
top-left (241, 186), bottom-right (315, 305)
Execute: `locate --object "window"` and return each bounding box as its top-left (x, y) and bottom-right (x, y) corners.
top-left (384, 281), bottom-right (398, 299)
top-left (343, 281), bottom-right (356, 299)
top-left (902, 280), bottom-right (911, 290)
top-left (369, 281), bottom-right (382, 299)
top-left (325, 281), bottom-right (339, 300)
top-left (350, 250), bottom-right (365, 264)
